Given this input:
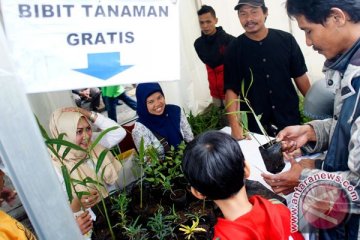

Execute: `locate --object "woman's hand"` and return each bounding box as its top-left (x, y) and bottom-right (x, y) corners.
top-left (62, 107), bottom-right (90, 118)
top-left (76, 210), bottom-right (93, 235)
top-left (62, 107), bottom-right (97, 123)
top-left (81, 190), bottom-right (99, 209)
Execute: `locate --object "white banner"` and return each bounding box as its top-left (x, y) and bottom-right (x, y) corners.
top-left (1, 0), bottom-right (180, 93)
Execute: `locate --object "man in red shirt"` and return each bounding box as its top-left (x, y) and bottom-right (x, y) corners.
top-left (194, 5), bottom-right (235, 108)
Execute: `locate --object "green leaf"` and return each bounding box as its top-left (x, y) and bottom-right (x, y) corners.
top-left (100, 164), bottom-right (107, 182)
top-left (72, 177), bottom-right (104, 187)
top-left (246, 68), bottom-right (254, 97)
top-left (241, 78), bottom-right (246, 98)
top-left (70, 158), bottom-right (88, 174)
top-left (46, 138), bottom-right (86, 152)
top-left (46, 144), bottom-right (61, 160)
top-left (71, 179), bottom-right (85, 185)
top-left (95, 149), bottom-right (109, 174)
top-left (89, 126), bottom-right (119, 152)
top-left (241, 112), bottom-right (248, 133)
top-left (76, 191), bottom-right (91, 199)
top-left (62, 147), bottom-right (72, 160)
top-left (145, 177), bottom-right (155, 182)
top-left (35, 115), bottom-right (50, 140)
top-left (137, 137), bottom-right (146, 165)
top-left (56, 133), bottom-right (66, 152)
top-left (83, 177), bottom-right (104, 187)
top-left (61, 165), bottom-right (73, 203)
top-left (254, 113), bottom-right (267, 136)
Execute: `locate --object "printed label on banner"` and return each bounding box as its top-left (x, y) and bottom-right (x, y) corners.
top-left (1, 0), bottom-right (180, 93)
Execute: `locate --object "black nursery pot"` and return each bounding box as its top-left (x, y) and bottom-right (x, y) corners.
top-left (259, 140), bottom-right (285, 174)
top-left (170, 189), bottom-right (187, 208)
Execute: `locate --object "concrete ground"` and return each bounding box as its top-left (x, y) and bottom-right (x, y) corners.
top-left (110, 85), bottom-right (138, 125)
top-left (84, 85), bottom-right (138, 125)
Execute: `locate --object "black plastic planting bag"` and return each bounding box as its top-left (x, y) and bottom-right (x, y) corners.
top-left (259, 140), bottom-right (285, 174)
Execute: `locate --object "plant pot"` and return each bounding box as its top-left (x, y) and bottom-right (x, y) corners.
top-left (130, 201), bottom-right (150, 222)
top-left (150, 184), bottom-right (164, 199)
top-left (173, 176), bottom-right (188, 189)
top-left (170, 189), bottom-right (187, 208)
top-left (259, 140), bottom-right (285, 174)
top-left (130, 182), bottom-right (150, 203)
top-left (185, 184), bottom-right (199, 203)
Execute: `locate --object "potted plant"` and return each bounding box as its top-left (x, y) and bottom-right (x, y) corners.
top-left (226, 68), bottom-right (285, 174)
top-left (179, 215), bottom-right (207, 240)
top-left (123, 216), bottom-right (148, 240)
top-left (129, 138), bottom-right (152, 220)
top-left (147, 206), bottom-right (178, 240)
top-left (187, 105), bottom-right (227, 136)
top-left (113, 191), bottom-right (130, 229)
top-left (163, 143), bottom-right (187, 207)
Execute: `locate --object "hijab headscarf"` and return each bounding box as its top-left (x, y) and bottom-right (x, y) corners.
top-left (136, 82), bottom-right (183, 147)
top-left (49, 108), bottom-right (121, 197)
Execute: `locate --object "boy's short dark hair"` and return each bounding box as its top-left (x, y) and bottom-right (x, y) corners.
top-left (286, 0), bottom-right (360, 24)
top-left (182, 131), bottom-right (245, 200)
top-left (197, 5), bottom-right (216, 18)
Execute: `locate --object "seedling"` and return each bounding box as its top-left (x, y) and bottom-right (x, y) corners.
top-left (179, 215), bottom-right (207, 240)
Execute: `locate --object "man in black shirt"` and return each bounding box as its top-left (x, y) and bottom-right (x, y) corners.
top-left (224, 0), bottom-right (311, 139)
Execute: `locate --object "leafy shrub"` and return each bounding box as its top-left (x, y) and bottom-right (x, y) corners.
top-left (299, 94), bottom-right (313, 124)
top-left (186, 104), bottom-right (227, 136)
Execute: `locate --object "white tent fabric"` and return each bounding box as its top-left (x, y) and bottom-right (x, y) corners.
top-left (13, 0), bottom-right (326, 126)
top-left (27, 0), bottom-right (213, 128)
top-left (201, 0), bottom-right (325, 81)
top-left (156, 0), bottom-right (211, 115)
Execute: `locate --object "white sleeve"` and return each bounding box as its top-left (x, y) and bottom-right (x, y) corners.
top-left (91, 114), bottom-right (126, 149)
top-left (54, 167), bottom-right (66, 192)
top-left (132, 122), bottom-right (164, 156)
top-left (180, 111), bottom-right (194, 142)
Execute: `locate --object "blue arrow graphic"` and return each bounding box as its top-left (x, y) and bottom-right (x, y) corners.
top-left (74, 52), bottom-right (133, 80)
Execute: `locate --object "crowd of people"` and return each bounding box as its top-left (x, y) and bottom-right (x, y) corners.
top-left (2, 0), bottom-right (360, 239)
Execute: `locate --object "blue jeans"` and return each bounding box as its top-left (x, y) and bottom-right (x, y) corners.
top-left (102, 96), bottom-right (118, 122)
top-left (102, 93), bottom-right (137, 122)
top-left (118, 92), bottom-right (137, 110)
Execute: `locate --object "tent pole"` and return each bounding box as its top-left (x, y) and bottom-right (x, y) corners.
top-left (0, 15), bottom-right (82, 240)
top-left (195, 0), bottom-right (202, 10)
